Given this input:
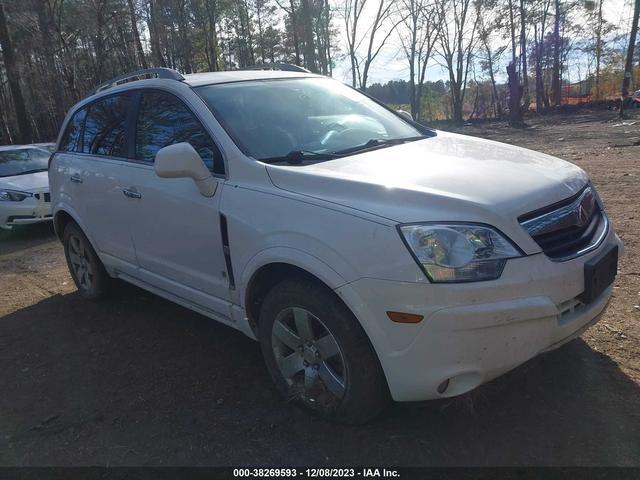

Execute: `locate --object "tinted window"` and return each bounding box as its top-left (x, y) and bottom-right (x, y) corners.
top-left (83, 93), bottom-right (132, 157)
top-left (136, 91), bottom-right (223, 174)
top-left (0, 148), bottom-right (49, 177)
top-left (60, 108), bottom-right (87, 152)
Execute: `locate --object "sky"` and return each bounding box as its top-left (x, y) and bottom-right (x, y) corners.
top-left (330, 0), bottom-right (632, 86)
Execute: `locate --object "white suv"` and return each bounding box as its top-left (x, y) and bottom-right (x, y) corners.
top-left (49, 66), bottom-right (622, 423)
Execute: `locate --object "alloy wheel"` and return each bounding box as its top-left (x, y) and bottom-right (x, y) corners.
top-left (271, 307), bottom-right (346, 405)
top-left (68, 234), bottom-right (93, 290)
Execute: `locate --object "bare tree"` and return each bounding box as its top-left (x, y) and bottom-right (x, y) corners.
top-left (397, 0), bottom-right (440, 119)
top-left (343, 0), bottom-right (366, 87)
top-left (360, 0), bottom-right (399, 89)
top-left (343, 0), bottom-right (401, 88)
top-left (437, 0), bottom-right (481, 123)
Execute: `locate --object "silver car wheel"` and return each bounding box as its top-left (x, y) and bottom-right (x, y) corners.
top-left (271, 306), bottom-right (346, 403)
top-left (68, 234), bottom-right (93, 290)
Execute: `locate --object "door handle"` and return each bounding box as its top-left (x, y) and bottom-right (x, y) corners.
top-left (122, 188), bottom-right (142, 199)
top-left (70, 174), bottom-right (82, 184)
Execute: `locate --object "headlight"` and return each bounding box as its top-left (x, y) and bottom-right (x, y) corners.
top-left (0, 190), bottom-right (33, 201)
top-left (398, 223), bottom-right (523, 283)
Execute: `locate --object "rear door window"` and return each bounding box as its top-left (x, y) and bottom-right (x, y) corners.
top-left (135, 91), bottom-right (224, 174)
top-left (82, 93), bottom-right (133, 157)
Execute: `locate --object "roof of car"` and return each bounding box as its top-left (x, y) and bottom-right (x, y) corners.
top-left (66, 68), bottom-right (326, 119)
top-left (182, 70), bottom-right (320, 87)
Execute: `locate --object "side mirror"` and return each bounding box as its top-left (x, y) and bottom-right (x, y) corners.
top-left (154, 142), bottom-right (217, 197)
top-left (396, 109), bottom-right (413, 121)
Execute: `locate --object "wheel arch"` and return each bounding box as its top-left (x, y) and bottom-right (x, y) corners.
top-left (244, 261), bottom-right (341, 335)
top-left (53, 209), bottom-right (75, 242)
top-left (53, 207), bottom-right (98, 254)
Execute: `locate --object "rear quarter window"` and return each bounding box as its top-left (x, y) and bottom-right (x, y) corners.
top-left (59, 108), bottom-right (87, 152)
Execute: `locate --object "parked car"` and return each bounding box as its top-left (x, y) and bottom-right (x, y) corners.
top-left (0, 145), bottom-right (53, 230)
top-left (49, 66), bottom-right (623, 423)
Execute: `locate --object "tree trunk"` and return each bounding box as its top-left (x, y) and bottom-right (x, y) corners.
top-left (0, 85), bottom-right (13, 143)
top-left (255, 0), bottom-right (267, 63)
top-left (128, 0), bottom-right (148, 69)
top-left (507, 61), bottom-right (524, 126)
top-left (408, 37), bottom-right (417, 118)
top-left (594, 0), bottom-right (604, 99)
top-left (289, 0), bottom-right (302, 65)
top-left (299, 0), bottom-right (317, 71)
top-left (324, 0), bottom-right (332, 76)
top-left (508, 0), bottom-right (517, 65)
top-left (0, 0), bottom-right (33, 143)
top-left (205, 0), bottom-right (220, 71)
top-left (34, 0), bottom-right (66, 128)
top-left (620, 0), bottom-right (639, 117)
top-left (347, 0), bottom-right (358, 87)
top-left (535, 38), bottom-right (544, 112)
top-left (485, 41), bottom-right (502, 118)
top-left (519, 0), bottom-right (530, 111)
top-left (451, 90), bottom-right (463, 124)
top-left (148, 0), bottom-right (166, 67)
top-left (552, 0), bottom-right (562, 106)
top-left (178, 0), bottom-right (194, 72)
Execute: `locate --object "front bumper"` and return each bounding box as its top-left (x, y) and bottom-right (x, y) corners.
top-left (335, 228), bottom-right (623, 402)
top-left (0, 195), bottom-right (52, 229)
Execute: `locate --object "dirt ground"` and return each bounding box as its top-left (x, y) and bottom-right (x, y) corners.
top-left (0, 110), bottom-right (639, 466)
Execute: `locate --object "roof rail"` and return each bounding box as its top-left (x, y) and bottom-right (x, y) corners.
top-left (90, 67), bottom-right (185, 95)
top-left (243, 63), bottom-right (311, 73)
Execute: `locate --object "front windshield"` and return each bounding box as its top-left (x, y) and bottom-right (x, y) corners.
top-left (196, 78), bottom-right (424, 161)
top-left (0, 148), bottom-right (50, 177)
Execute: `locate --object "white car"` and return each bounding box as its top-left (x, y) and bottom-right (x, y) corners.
top-left (49, 66), bottom-right (623, 423)
top-left (0, 145), bottom-right (53, 230)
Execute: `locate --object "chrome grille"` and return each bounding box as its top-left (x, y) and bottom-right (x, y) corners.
top-left (519, 185), bottom-right (608, 261)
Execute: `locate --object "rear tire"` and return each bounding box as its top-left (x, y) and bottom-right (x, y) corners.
top-left (63, 222), bottom-right (113, 300)
top-left (258, 278), bottom-right (390, 424)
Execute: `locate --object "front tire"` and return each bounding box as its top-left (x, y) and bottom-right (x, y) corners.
top-left (258, 278), bottom-right (390, 424)
top-left (63, 222), bottom-right (113, 300)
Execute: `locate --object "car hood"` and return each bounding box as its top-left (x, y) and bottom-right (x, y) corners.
top-left (0, 171), bottom-right (49, 192)
top-left (266, 131), bottom-right (588, 247)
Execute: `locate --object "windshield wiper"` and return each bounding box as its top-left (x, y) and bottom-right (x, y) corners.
top-left (261, 150), bottom-right (340, 165)
top-left (332, 135), bottom-right (428, 156)
top-left (260, 135), bottom-right (429, 164)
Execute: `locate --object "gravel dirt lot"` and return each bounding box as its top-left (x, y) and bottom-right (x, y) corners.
top-left (0, 111), bottom-right (638, 466)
